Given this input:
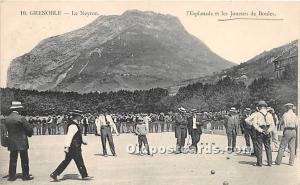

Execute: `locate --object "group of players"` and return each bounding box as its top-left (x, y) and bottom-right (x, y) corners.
top-left (2, 100), bottom-right (298, 182)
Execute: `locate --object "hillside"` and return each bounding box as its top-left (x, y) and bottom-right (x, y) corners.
top-left (168, 40), bottom-right (298, 95)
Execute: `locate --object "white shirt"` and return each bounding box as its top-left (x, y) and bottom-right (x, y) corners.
top-left (143, 116), bottom-right (151, 130)
top-left (280, 109), bottom-right (298, 128)
top-left (251, 108), bottom-right (275, 132)
top-left (64, 121), bottom-right (79, 147)
top-left (95, 114), bottom-right (118, 134)
top-left (192, 116), bottom-right (197, 129)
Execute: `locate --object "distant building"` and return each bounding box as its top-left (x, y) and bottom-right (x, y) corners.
top-left (272, 41), bottom-right (298, 79)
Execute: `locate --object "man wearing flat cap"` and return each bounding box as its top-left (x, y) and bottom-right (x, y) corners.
top-left (275, 103), bottom-right (298, 166)
top-left (174, 107), bottom-right (188, 154)
top-left (251, 100), bottom-right (275, 166)
top-left (4, 101), bottom-right (34, 181)
top-left (50, 110), bottom-right (92, 181)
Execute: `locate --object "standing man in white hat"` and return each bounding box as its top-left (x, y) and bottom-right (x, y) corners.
top-left (224, 107), bottom-right (240, 152)
top-left (275, 103), bottom-right (298, 166)
top-left (174, 107), bottom-right (188, 154)
top-left (4, 101), bottom-right (34, 181)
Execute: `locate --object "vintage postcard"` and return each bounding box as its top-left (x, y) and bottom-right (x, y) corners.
top-left (0, 1), bottom-right (299, 185)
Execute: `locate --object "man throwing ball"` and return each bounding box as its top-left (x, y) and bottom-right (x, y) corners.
top-left (50, 110), bottom-right (92, 181)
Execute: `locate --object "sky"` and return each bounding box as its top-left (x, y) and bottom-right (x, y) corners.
top-left (1, 1), bottom-right (300, 87)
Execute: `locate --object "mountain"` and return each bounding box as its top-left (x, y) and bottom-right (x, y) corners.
top-left (7, 10), bottom-right (233, 93)
top-left (168, 40), bottom-right (298, 95)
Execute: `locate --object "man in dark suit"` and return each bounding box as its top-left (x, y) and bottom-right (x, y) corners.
top-left (4, 101), bottom-right (34, 181)
top-left (50, 110), bottom-right (92, 181)
top-left (187, 110), bottom-right (203, 153)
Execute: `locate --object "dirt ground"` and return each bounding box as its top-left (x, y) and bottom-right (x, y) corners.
top-left (0, 133), bottom-right (299, 185)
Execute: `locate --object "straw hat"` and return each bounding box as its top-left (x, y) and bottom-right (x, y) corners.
top-left (178, 107), bottom-right (186, 113)
top-left (10, 101), bottom-right (24, 109)
top-left (229, 107), bottom-right (237, 113)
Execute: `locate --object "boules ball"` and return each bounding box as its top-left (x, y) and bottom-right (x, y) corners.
top-left (210, 170), bottom-right (215, 174)
top-left (226, 157), bottom-right (230, 160)
top-left (223, 181), bottom-right (229, 185)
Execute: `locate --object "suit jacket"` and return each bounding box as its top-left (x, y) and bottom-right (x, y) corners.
top-left (187, 115), bottom-right (202, 135)
top-left (174, 113), bottom-right (188, 138)
top-left (4, 112), bottom-right (33, 151)
top-left (225, 114), bottom-right (240, 135)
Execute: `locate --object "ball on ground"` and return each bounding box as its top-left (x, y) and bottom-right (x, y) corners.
top-left (210, 170), bottom-right (215, 174)
top-left (226, 157), bottom-right (230, 160)
top-left (223, 181), bottom-right (229, 185)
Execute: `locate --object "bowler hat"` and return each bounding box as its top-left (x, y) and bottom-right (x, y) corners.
top-left (10, 101), bottom-right (24, 109)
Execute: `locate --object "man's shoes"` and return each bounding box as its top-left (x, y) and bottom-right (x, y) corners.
top-left (113, 154), bottom-right (117, 157)
top-left (253, 163), bottom-right (262, 167)
top-left (81, 176), bottom-right (93, 181)
top-left (22, 176), bottom-right (34, 181)
top-left (50, 173), bottom-right (59, 182)
top-left (7, 176), bottom-right (17, 181)
top-left (250, 152), bottom-right (256, 156)
top-left (103, 154), bottom-right (108, 157)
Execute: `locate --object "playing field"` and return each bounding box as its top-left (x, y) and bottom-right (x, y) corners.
top-left (0, 133), bottom-right (299, 185)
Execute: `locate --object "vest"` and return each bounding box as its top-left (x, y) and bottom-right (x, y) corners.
top-left (67, 120), bottom-right (83, 150)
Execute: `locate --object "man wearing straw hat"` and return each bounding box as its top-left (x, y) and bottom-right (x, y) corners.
top-left (50, 110), bottom-right (92, 181)
top-left (275, 103), bottom-right (298, 166)
top-left (174, 107), bottom-right (188, 154)
top-left (224, 107), bottom-right (240, 152)
top-left (4, 101), bottom-right (34, 181)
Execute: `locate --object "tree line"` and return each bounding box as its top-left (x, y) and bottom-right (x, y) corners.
top-left (0, 76), bottom-right (297, 116)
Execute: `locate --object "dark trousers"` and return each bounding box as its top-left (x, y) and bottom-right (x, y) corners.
top-left (250, 127), bottom-right (258, 155)
top-left (190, 129), bottom-right (201, 152)
top-left (154, 123), bottom-right (159, 133)
top-left (48, 126), bottom-right (51, 135)
top-left (176, 128), bottom-right (187, 152)
top-left (161, 122), bottom-right (165, 132)
top-left (51, 126), bottom-right (57, 135)
top-left (83, 124), bottom-right (88, 136)
top-left (100, 126), bottom-right (116, 155)
top-left (227, 130), bottom-right (237, 151)
top-left (149, 124), bottom-right (153, 133)
top-left (36, 126), bottom-right (41, 135)
top-left (255, 131), bottom-right (272, 166)
top-left (52, 149), bottom-right (88, 178)
top-left (138, 135), bottom-right (150, 155)
top-left (166, 123), bottom-right (170, 132)
top-left (9, 150), bottom-right (29, 178)
top-left (244, 128), bottom-right (251, 147)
